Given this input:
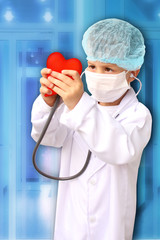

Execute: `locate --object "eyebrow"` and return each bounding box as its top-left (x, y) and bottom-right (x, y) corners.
top-left (87, 61), bottom-right (121, 70)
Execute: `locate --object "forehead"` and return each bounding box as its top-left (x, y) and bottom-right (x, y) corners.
top-left (87, 60), bottom-right (124, 70)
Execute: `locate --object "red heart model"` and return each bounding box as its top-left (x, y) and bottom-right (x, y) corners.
top-left (45, 52), bottom-right (83, 97)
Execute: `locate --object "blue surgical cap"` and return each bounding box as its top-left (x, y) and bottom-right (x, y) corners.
top-left (82, 18), bottom-right (145, 71)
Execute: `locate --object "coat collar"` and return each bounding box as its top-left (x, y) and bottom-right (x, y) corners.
top-left (112, 87), bottom-right (139, 119)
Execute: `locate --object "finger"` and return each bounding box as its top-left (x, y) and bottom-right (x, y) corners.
top-left (61, 70), bottom-right (80, 80)
top-left (48, 76), bottom-right (69, 92)
top-left (52, 85), bottom-right (65, 97)
top-left (51, 71), bottom-right (73, 86)
top-left (40, 85), bottom-right (53, 95)
top-left (41, 68), bottom-right (52, 78)
top-left (40, 77), bottom-right (54, 89)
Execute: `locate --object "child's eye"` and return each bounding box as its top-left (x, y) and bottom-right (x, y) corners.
top-left (88, 65), bottom-right (96, 70)
top-left (105, 67), bottom-right (113, 72)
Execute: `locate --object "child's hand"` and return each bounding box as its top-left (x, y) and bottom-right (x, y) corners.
top-left (48, 70), bottom-right (84, 110)
top-left (40, 68), bottom-right (57, 107)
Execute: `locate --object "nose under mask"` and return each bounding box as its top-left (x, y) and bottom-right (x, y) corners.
top-left (84, 70), bottom-right (131, 103)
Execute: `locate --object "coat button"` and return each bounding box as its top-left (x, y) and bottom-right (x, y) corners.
top-left (90, 178), bottom-right (97, 185)
top-left (90, 217), bottom-right (96, 223)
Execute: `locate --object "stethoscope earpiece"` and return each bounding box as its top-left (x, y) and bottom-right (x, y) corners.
top-left (130, 73), bottom-right (134, 78)
top-left (129, 73), bottom-right (142, 96)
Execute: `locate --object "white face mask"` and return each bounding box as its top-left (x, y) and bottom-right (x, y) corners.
top-left (84, 70), bottom-right (131, 103)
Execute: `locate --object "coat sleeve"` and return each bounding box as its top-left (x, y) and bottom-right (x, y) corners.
top-left (31, 95), bottom-right (68, 147)
top-left (60, 92), bottom-right (152, 165)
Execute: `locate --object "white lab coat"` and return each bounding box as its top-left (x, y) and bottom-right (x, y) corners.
top-left (31, 88), bottom-right (152, 240)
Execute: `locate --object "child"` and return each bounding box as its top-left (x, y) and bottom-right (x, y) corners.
top-left (31, 18), bottom-right (152, 240)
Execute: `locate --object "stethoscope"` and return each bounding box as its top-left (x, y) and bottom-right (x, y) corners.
top-left (32, 72), bottom-right (142, 181)
top-left (32, 94), bottom-right (92, 181)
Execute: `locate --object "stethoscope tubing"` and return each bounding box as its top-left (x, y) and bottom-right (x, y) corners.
top-left (32, 95), bottom-right (91, 181)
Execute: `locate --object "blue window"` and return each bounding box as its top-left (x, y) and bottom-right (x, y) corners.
top-left (58, 0), bottom-right (74, 23)
top-left (0, 0), bottom-right (55, 23)
top-left (0, 41), bottom-right (9, 239)
top-left (124, 0), bottom-right (160, 26)
top-left (58, 32), bottom-right (74, 57)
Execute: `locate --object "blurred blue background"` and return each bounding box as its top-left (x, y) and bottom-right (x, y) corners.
top-left (0, 0), bottom-right (159, 239)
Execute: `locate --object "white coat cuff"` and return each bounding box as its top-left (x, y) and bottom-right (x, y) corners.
top-left (60, 92), bottom-right (96, 130)
top-left (35, 94), bottom-right (54, 112)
